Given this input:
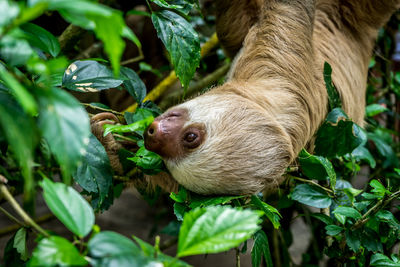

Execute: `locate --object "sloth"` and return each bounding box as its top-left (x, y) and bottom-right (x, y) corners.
top-left (93, 0), bottom-right (400, 195)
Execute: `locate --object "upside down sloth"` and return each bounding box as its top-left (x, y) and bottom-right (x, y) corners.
top-left (93, 0), bottom-right (400, 195)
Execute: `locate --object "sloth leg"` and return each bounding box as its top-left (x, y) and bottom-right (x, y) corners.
top-left (215, 0), bottom-right (262, 58)
top-left (90, 112), bottom-right (124, 174)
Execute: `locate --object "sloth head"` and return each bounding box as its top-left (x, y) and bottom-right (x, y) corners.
top-left (144, 91), bottom-right (294, 195)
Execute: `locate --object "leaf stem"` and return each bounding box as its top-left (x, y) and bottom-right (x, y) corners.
top-left (83, 103), bottom-right (124, 116)
top-left (287, 174), bottom-right (334, 195)
top-left (235, 247), bottom-right (240, 267)
top-left (0, 182), bottom-right (49, 237)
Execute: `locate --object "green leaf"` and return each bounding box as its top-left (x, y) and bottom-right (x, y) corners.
top-left (30, 236), bottom-right (87, 266)
top-left (361, 228), bottom-right (383, 252)
top-left (62, 60), bottom-right (124, 92)
top-left (3, 231), bottom-right (25, 266)
top-left (366, 104), bottom-right (388, 117)
top-left (177, 206), bottom-right (261, 257)
top-left (0, 34), bottom-right (35, 67)
top-left (74, 134), bottom-right (113, 210)
top-left (250, 195), bottom-right (281, 229)
top-left (152, 10), bottom-right (200, 88)
top-left (20, 23), bottom-right (60, 57)
top-left (88, 231), bottom-right (158, 267)
top-left (170, 186), bottom-right (188, 203)
top-left (345, 229), bottom-right (361, 252)
top-left (128, 146), bottom-right (164, 174)
top-left (90, 12), bottom-right (125, 75)
top-left (189, 195), bottom-right (243, 209)
top-left (0, 91), bottom-right (36, 200)
top-left (371, 253), bottom-right (400, 266)
top-left (40, 178), bottom-right (95, 238)
top-left (298, 149), bottom-right (336, 188)
top-left (368, 131), bottom-right (399, 168)
top-left (290, 184), bottom-right (332, 208)
top-left (323, 62), bottom-right (342, 110)
top-left (351, 146), bottom-right (376, 168)
top-left (0, 0), bottom-right (19, 29)
top-left (38, 87), bottom-right (90, 183)
top-left (13, 228), bottom-right (28, 261)
top-left (333, 206), bottom-right (361, 223)
top-left (174, 202), bottom-right (187, 221)
top-left (310, 213), bottom-right (334, 225)
top-left (325, 225), bottom-right (343, 236)
top-left (103, 116), bottom-right (154, 136)
top-left (0, 65), bottom-right (37, 115)
top-left (315, 108), bottom-right (366, 158)
top-left (133, 236), bottom-right (191, 267)
top-left (122, 26), bottom-right (142, 49)
top-left (120, 66), bottom-right (146, 103)
top-left (251, 230), bottom-right (273, 267)
top-left (125, 108), bottom-right (154, 125)
top-left (370, 179), bottom-right (389, 196)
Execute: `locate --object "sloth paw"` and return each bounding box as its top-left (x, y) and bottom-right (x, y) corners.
top-left (90, 112), bottom-right (124, 174)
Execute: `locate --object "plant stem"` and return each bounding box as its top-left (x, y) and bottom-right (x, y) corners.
top-left (154, 235), bottom-right (160, 259)
top-left (0, 184), bottom-right (49, 237)
top-left (235, 247), bottom-right (241, 267)
top-left (0, 206), bottom-right (25, 227)
top-left (83, 103), bottom-right (124, 116)
top-left (287, 174), bottom-right (334, 195)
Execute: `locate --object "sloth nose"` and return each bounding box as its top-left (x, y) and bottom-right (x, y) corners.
top-left (146, 121), bottom-right (158, 137)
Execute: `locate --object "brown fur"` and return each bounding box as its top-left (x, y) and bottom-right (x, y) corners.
top-left (150, 0), bottom-right (399, 195)
top-left (94, 0), bottom-right (400, 195)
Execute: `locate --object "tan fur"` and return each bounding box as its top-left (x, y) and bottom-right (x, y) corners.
top-left (157, 0), bottom-right (400, 195)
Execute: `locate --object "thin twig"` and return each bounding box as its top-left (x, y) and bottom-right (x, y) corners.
top-left (352, 190), bottom-right (400, 230)
top-left (121, 54), bottom-right (144, 66)
top-left (0, 184), bottom-right (49, 237)
top-left (287, 174), bottom-right (334, 195)
top-left (0, 206), bottom-right (25, 227)
top-left (0, 213), bottom-right (54, 238)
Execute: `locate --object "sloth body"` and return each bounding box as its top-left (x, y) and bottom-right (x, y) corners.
top-left (143, 0), bottom-right (400, 195)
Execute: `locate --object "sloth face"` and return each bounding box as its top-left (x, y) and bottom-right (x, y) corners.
top-left (145, 93), bottom-right (293, 195)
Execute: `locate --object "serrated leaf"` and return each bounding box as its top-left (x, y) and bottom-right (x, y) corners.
top-left (250, 195), bottom-right (281, 229)
top-left (20, 23), bottom-right (60, 57)
top-left (370, 179), bottom-right (388, 196)
top-left (63, 60), bottom-right (124, 92)
top-left (13, 228), bottom-right (28, 261)
top-left (251, 230), bottom-right (273, 267)
top-left (170, 186), bottom-right (188, 203)
top-left (88, 231), bottom-right (159, 267)
top-left (3, 231), bottom-right (25, 266)
top-left (315, 108), bottom-right (366, 158)
top-left (177, 206), bottom-right (261, 257)
top-left (40, 178), bottom-right (95, 238)
top-left (120, 66), bottom-right (146, 103)
top-left (125, 108), bottom-right (154, 125)
top-left (290, 184), bottom-right (332, 208)
top-left (345, 229), bottom-right (361, 252)
top-left (298, 149), bottom-right (336, 188)
top-left (38, 87), bottom-right (90, 183)
top-left (30, 236), bottom-right (87, 266)
top-left (152, 10), bottom-right (200, 88)
top-left (325, 225), bottom-right (343, 236)
top-left (74, 133), bottom-right (113, 210)
top-left (366, 104), bottom-right (388, 117)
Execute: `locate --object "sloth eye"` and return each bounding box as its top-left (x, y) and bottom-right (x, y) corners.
top-left (184, 132), bottom-right (197, 143)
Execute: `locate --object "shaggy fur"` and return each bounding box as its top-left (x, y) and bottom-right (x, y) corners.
top-left (155, 0), bottom-right (400, 195)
